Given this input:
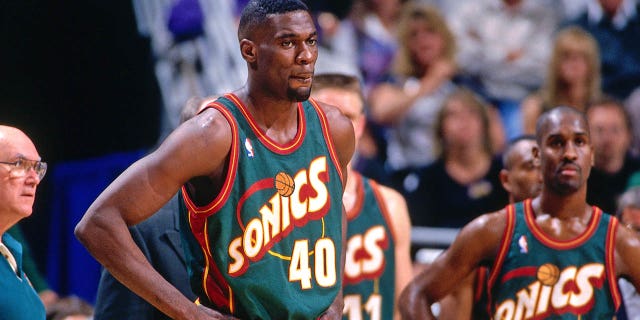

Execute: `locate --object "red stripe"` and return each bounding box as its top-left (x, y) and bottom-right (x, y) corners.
top-left (369, 178), bottom-right (396, 243)
top-left (225, 93), bottom-right (305, 154)
top-left (500, 266), bottom-right (537, 284)
top-left (309, 98), bottom-right (345, 188)
top-left (346, 173), bottom-right (364, 222)
top-left (524, 199), bottom-right (601, 249)
top-left (182, 103), bottom-right (239, 216)
top-left (488, 204), bottom-right (515, 289)
top-left (606, 216), bottom-right (621, 310)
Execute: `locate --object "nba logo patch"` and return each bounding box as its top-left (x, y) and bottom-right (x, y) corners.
top-left (518, 235), bottom-right (528, 254)
top-left (245, 138), bottom-right (254, 158)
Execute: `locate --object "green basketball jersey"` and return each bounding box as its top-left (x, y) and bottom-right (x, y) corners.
top-left (489, 199), bottom-right (621, 319)
top-left (342, 173), bottom-right (396, 320)
top-left (179, 94), bottom-right (345, 319)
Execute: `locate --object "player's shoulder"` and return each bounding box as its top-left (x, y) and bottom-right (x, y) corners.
top-left (374, 182), bottom-right (407, 208)
top-left (463, 207), bottom-right (510, 239)
top-left (312, 98), bottom-right (350, 123)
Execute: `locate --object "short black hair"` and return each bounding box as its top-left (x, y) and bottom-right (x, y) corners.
top-left (502, 135), bottom-right (536, 169)
top-left (238, 0), bottom-right (310, 40)
top-left (535, 106), bottom-right (588, 145)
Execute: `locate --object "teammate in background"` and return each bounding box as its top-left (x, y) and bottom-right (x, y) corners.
top-left (311, 73), bottom-right (412, 320)
top-left (498, 135), bottom-right (543, 204)
top-left (438, 135), bottom-right (543, 319)
top-left (400, 106), bottom-right (640, 319)
top-left (0, 125), bottom-right (47, 319)
top-left (74, 0), bottom-right (355, 319)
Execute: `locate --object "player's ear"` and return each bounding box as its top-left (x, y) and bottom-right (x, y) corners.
top-left (532, 145), bottom-right (540, 161)
top-left (240, 39), bottom-right (257, 64)
top-left (499, 169), bottom-right (511, 193)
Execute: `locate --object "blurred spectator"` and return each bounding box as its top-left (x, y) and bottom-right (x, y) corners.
top-left (448, 0), bottom-right (560, 139)
top-left (564, 0), bottom-right (640, 100)
top-left (367, 2), bottom-right (458, 191)
top-left (406, 88), bottom-right (508, 228)
top-left (46, 295), bottom-right (93, 320)
top-left (615, 186), bottom-right (640, 320)
top-left (521, 26), bottom-right (603, 134)
top-left (586, 96), bottom-right (640, 214)
top-left (321, 0), bottom-right (403, 94)
top-left (626, 87), bottom-right (640, 155)
top-left (132, 0), bottom-right (246, 140)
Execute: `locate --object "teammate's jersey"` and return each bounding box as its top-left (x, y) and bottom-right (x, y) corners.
top-left (179, 94), bottom-right (345, 319)
top-left (488, 199), bottom-right (621, 319)
top-left (342, 173), bottom-right (396, 320)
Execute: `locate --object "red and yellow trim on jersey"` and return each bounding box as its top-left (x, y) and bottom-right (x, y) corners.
top-left (225, 93), bottom-right (305, 154)
top-left (369, 178), bottom-right (397, 244)
top-left (345, 172), bottom-right (364, 221)
top-left (181, 101), bottom-right (240, 216)
top-left (488, 204), bottom-right (516, 290)
top-left (179, 101), bottom-right (241, 313)
top-left (606, 215), bottom-right (622, 310)
top-left (524, 199), bottom-right (601, 250)
top-left (308, 98), bottom-right (345, 188)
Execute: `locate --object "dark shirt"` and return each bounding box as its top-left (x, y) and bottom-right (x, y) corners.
top-left (587, 154), bottom-right (640, 214)
top-left (406, 157), bottom-right (508, 228)
top-left (565, 5), bottom-right (640, 99)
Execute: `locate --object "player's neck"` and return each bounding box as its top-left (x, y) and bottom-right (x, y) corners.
top-left (535, 189), bottom-right (590, 221)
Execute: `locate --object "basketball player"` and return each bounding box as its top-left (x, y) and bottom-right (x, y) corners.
top-left (400, 106), bottom-right (640, 319)
top-left (74, 0), bottom-right (355, 319)
top-left (311, 73), bottom-right (412, 320)
top-left (438, 135), bottom-right (543, 319)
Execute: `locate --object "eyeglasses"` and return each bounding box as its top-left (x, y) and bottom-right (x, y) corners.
top-left (0, 158), bottom-right (47, 180)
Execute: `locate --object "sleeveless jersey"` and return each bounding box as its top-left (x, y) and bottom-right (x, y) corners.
top-left (179, 94), bottom-right (345, 319)
top-left (342, 173), bottom-right (396, 320)
top-left (488, 199), bottom-right (620, 319)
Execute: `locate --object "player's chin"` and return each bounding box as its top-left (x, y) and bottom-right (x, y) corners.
top-left (289, 87), bottom-right (312, 102)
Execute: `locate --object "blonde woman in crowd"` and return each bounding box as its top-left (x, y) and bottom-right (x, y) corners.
top-left (521, 26), bottom-right (602, 134)
top-left (368, 2), bottom-right (458, 193)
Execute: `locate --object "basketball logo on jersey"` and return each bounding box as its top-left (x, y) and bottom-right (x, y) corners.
top-left (344, 225), bottom-right (389, 284)
top-left (227, 156), bottom-right (332, 278)
top-left (494, 263), bottom-right (605, 319)
top-left (245, 138), bottom-right (254, 158)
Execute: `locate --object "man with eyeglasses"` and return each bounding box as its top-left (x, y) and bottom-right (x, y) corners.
top-left (0, 125), bottom-right (47, 319)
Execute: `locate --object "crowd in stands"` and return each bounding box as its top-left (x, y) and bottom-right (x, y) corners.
top-left (312, 0), bottom-right (640, 231)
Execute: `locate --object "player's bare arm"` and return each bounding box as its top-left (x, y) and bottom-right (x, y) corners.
top-left (378, 185), bottom-right (413, 320)
top-left (400, 210), bottom-right (507, 320)
top-left (75, 107), bottom-right (233, 320)
top-left (614, 223), bottom-right (640, 292)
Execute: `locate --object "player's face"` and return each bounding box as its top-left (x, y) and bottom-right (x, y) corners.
top-left (0, 133), bottom-right (42, 220)
top-left (407, 20), bottom-right (445, 67)
top-left (312, 88), bottom-right (365, 139)
top-left (506, 140), bottom-right (542, 202)
top-left (587, 104), bottom-right (630, 168)
top-left (441, 98), bottom-right (484, 147)
top-left (539, 112), bottom-right (593, 195)
top-left (255, 10), bottom-right (318, 102)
